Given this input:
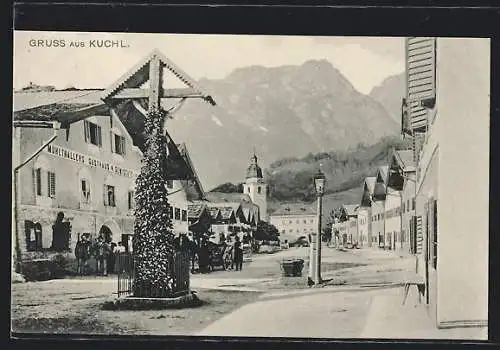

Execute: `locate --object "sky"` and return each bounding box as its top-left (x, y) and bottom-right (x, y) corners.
top-left (13, 31), bottom-right (404, 95)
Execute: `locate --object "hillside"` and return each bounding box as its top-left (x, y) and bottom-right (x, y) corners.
top-left (369, 73), bottom-right (405, 124)
top-left (212, 135), bottom-right (411, 223)
top-left (161, 60), bottom-right (400, 190)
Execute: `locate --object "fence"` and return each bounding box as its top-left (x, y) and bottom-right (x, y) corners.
top-left (117, 251), bottom-right (190, 298)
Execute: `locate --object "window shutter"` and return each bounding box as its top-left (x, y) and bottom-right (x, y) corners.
top-left (121, 136), bottom-right (126, 155)
top-left (430, 198), bottom-right (437, 269)
top-left (103, 185), bottom-right (108, 206)
top-left (84, 121), bottom-right (90, 143)
top-left (97, 125), bottom-right (102, 146)
top-left (405, 37), bottom-right (437, 132)
top-left (416, 215), bottom-right (423, 254)
top-left (50, 172), bottom-right (56, 198)
top-left (110, 132), bottom-right (115, 153)
top-left (35, 168), bottom-right (42, 196)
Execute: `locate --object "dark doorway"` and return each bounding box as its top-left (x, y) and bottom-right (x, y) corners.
top-left (99, 225), bottom-right (113, 243)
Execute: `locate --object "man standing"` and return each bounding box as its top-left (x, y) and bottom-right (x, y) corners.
top-left (233, 235), bottom-right (243, 271)
top-left (75, 234), bottom-right (90, 275)
top-left (96, 237), bottom-right (111, 276)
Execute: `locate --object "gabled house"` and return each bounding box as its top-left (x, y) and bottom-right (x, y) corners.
top-left (386, 148), bottom-right (416, 253)
top-left (340, 204), bottom-right (359, 245)
top-left (371, 165), bottom-right (389, 248)
top-left (360, 176), bottom-right (376, 247)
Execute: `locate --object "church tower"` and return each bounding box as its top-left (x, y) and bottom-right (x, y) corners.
top-left (244, 152), bottom-right (268, 222)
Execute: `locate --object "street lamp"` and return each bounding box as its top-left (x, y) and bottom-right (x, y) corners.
top-left (308, 168), bottom-right (326, 286)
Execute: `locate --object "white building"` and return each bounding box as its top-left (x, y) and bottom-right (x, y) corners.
top-left (270, 203), bottom-right (317, 244)
top-left (402, 37), bottom-right (488, 331)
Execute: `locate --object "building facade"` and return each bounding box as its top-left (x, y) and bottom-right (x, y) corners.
top-left (360, 177), bottom-right (376, 247)
top-left (269, 204), bottom-right (317, 244)
top-left (13, 98), bottom-right (142, 260)
top-left (372, 166), bottom-right (388, 248)
top-left (403, 37), bottom-right (489, 329)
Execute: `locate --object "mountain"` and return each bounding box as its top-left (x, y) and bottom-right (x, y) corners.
top-left (369, 73), bottom-right (405, 123)
top-left (164, 60), bottom-right (400, 190)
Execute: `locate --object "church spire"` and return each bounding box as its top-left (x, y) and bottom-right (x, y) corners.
top-left (246, 149), bottom-right (263, 180)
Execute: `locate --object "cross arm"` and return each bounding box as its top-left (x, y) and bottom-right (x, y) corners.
top-left (110, 87), bottom-right (213, 100)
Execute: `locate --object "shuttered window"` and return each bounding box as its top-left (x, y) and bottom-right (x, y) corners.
top-left (175, 208), bottom-right (181, 221)
top-left (84, 120), bottom-right (102, 147)
top-left (47, 171), bottom-right (56, 198)
top-left (104, 185), bottom-right (116, 207)
top-left (111, 132), bottom-right (126, 155)
top-left (182, 210), bottom-right (187, 222)
top-left (405, 37), bottom-right (437, 132)
top-left (81, 179), bottom-right (90, 203)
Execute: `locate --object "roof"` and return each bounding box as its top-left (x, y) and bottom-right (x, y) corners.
top-left (188, 203), bottom-right (206, 219)
top-left (205, 192), bottom-right (252, 204)
top-left (270, 203), bottom-right (317, 216)
top-left (246, 154), bottom-right (263, 179)
top-left (376, 165), bottom-right (390, 184)
top-left (177, 143), bottom-right (205, 200)
top-left (13, 89), bottom-right (105, 113)
top-left (218, 206), bottom-right (236, 220)
top-left (207, 207), bottom-right (221, 219)
top-left (393, 149), bottom-right (416, 172)
top-left (342, 204), bottom-right (359, 217)
top-left (364, 177), bottom-right (376, 195)
top-left (101, 49), bottom-right (215, 105)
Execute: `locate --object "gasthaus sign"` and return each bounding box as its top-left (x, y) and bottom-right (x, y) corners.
top-left (45, 144), bottom-right (138, 178)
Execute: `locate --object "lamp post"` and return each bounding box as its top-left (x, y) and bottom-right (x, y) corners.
top-left (308, 168), bottom-right (326, 286)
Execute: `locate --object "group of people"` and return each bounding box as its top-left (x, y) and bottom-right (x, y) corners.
top-left (74, 234), bottom-right (128, 276)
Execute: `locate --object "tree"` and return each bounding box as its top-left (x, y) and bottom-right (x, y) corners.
top-left (132, 108), bottom-right (176, 298)
top-left (254, 221), bottom-right (280, 241)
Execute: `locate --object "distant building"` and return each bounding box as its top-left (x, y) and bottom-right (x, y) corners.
top-left (386, 148), bottom-right (416, 253)
top-left (372, 166), bottom-right (389, 248)
top-left (199, 192), bottom-right (259, 243)
top-left (340, 204), bottom-right (359, 245)
top-left (360, 176), bottom-right (376, 247)
top-left (402, 37), bottom-right (488, 330)
top-left (269, 203), bottom-right (317, 244)
top-left (243, 152), bottom-right (268, 222)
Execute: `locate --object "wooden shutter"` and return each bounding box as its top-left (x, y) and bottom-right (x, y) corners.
top-left (110, 131), bottom-right (115, 153)
top-left (121, 136), bottom-right (126, 155)
top-left (416, 215), bottom-right (423, 254)
top-left (97, 125), bottom-right (102, 146)
top-left (430, 198), bottom-right (437, 269)
top-left (405, 37), bottom-right (437, 132)
top-left (35, 168), bottom-right (42, 196)
top-left (47, 171), bottom-right (55, 198)
top-left (84, 121), bottom-right (90, 143)
top-left (103, 184), bottom-right (108, 206)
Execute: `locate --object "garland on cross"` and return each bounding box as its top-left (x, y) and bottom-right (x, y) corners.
top-left (132, 107), bottom-right (175, 297)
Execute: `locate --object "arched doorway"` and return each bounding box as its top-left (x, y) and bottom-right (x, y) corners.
top-left (99, 225), bottom-right (113, 243)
